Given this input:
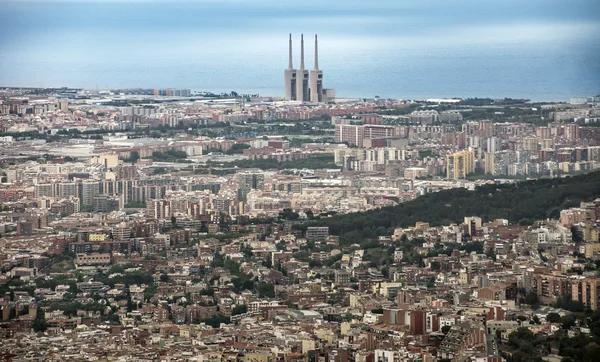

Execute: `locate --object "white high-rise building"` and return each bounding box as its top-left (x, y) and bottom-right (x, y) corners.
top-left (486, 137), bottom-right (501, 153)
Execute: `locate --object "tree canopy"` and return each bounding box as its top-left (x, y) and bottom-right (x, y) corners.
top-left (310, 171), bottom-right (600, 241)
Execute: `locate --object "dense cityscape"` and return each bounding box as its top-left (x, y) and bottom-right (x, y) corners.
top-left (1, 0), bottom-right (600, 355)
top-left (0, 81), bottom-right (600, 362)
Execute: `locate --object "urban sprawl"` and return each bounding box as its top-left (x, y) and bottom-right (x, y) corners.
top-left (1, 87), bottom-right (600, 362)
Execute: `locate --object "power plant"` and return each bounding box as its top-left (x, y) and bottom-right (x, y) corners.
top-left (284, 34), bottom-right (335, 103)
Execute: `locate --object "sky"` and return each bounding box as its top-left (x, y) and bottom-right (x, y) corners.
top-left (0, 0), bottom-right (599, 100)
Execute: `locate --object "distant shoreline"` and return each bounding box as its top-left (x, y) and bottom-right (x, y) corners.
top-left (2, 86), bottom-right (596, 104)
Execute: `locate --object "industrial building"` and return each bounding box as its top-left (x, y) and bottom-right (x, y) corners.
top-left (284, 34), bottom-right (334, 103)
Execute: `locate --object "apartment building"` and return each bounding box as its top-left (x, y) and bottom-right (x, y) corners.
top-left (446, 150), bottom-right (475, 180)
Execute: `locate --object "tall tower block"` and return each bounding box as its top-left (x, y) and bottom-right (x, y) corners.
top-left (310, 34), bottom-right (324, 103)
top-left (284, 34), bottom-right (297, 100)
top-left (295, 34), bottom-right (310, 102)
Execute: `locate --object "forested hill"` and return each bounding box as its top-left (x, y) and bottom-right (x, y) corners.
top-left (312, 171), bottom-right (600, 240)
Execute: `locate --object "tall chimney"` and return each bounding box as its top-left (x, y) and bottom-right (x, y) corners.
top-left (314, 34), bottom-right (319, 70)
top-left (288, 33), bottom-right (293, 69)
top-left (300, 34), bottom-right (305, 70)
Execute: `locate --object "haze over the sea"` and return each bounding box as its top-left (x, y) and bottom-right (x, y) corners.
top-left (1, 0), bottom-right (599, 101)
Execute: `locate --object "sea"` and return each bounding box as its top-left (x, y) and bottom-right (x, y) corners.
top-left (0, 0), bottom-right (599, 102)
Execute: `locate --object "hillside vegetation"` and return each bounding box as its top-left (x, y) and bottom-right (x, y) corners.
top-left (312, 171), bottom-right (600, 242)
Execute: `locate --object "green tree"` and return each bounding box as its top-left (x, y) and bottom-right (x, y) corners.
top-left (381, 266), bottom-right (389, 278)
top-left (33, 308), bottom-right (47, 332)
top-left (278, 208), bottom-right (299, 221)
top-left (152, 167), bottom-right (167, 175)
top-left (232, 304), bottom-right (247, 316)
top-left (127, 151), bottom-right (139, 163)
top-left (200, 287), bottom-right (214, 296)
top-left (256, 282), bottom-right (275, 298)
top-left (144, 285), bottom-right (157, 301)
top-left (521, 292), bottom-right (540, 308)
top-left (554, 295), bottom-right (585, 312)
top-left (508, 327), bottom-right (535, 348)
top-left (212, 252), bottom-right (225, 268)
top-left (547, 312), bottom-right (561, 323)
top-left (561, 315), bottom-right (576, 330)
top-left (224, 259), bottom-right (240, 275)
top-left (519, 218), bottom-right (534, 226)
top-left (203, 314), bottom-right (230, 328)
top-left (309, 260), bottom-right (323, 268)
top-left (225, 143), bottom-right (250, 155)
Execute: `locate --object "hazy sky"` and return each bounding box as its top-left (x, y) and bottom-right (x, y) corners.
top-left (1, 0), bottom-right (599, 99)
